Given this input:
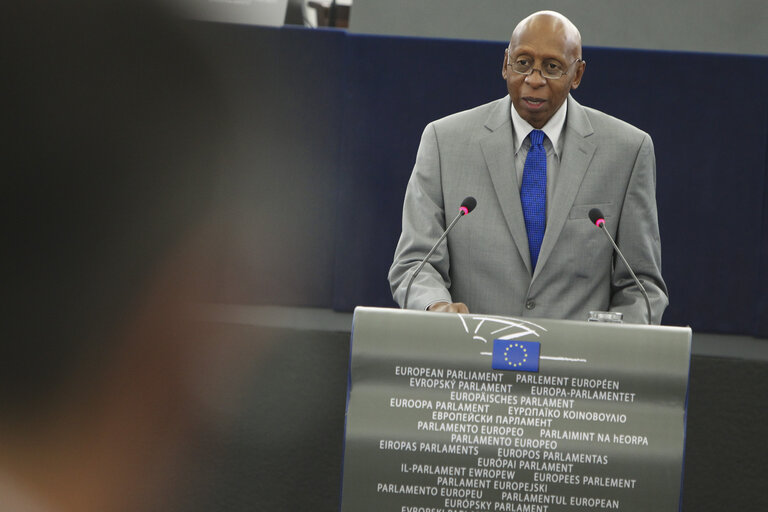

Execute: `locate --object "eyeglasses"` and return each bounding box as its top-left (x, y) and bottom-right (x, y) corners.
top-left (506, 51), bottom-right (583, 80)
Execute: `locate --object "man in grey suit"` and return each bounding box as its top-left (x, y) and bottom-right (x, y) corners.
top-left (388, 10), bottom-right (668, 324)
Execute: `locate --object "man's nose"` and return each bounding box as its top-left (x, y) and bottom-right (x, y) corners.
top-left (524, 69), bottom-right (547, 87)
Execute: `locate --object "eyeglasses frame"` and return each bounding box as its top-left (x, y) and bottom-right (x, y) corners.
top-left (505, 49), bottom-right (584, 80)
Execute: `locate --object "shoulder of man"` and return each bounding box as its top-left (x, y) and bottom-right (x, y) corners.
top-left (427, 96), bottom-right (509, 135)
top-left (576, 101), bottom-right (651, 143)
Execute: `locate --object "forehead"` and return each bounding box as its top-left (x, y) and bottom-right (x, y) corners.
top-left (509, 18), bottom-right (577, 59)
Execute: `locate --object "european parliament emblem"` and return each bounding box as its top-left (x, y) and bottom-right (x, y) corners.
top-left (492, 339), bottom-right (540, 372)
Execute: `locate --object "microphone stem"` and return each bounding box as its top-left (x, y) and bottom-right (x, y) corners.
top-left (403, 210), bottom-right (465, 310)
top-left (599, 224), bottom-right (652, 325)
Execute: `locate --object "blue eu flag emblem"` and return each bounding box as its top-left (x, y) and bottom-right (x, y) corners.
top-left (492, 339), bottom-right (540, 372)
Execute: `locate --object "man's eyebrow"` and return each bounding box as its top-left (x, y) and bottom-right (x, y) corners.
top-left (511, 49), bottom-right (566, 62)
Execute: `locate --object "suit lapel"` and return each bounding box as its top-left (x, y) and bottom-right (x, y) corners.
top-left (480, 97), bottom-right (532, 273)
top-left (533, 95), bottom-right (596, 280)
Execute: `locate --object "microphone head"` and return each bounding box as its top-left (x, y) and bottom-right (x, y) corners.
top-left (588, 208), bottom-right (605, 227)
top-left (460, 196), bottom-right (477, 215)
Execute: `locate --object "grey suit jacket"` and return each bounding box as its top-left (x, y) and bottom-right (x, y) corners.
top-left (388, 95), bottom-right (668, 324)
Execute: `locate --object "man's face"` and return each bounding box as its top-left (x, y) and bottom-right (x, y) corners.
top-left (502, 18), bottom-right (585, 129)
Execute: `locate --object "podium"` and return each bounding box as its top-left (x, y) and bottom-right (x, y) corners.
top-left (341, 307), bottom-right (691, 512)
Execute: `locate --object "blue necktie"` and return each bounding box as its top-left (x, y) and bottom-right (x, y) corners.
top-left (520, 129), bottom-right (546, 270)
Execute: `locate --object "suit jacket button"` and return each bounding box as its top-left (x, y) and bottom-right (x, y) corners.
top-left (525, 300), bottom-right (536, 310)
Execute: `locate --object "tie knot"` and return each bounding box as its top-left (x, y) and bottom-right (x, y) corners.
top-left (529, 129), bottom-right (545, 146)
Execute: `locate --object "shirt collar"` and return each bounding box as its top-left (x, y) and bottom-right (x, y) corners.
top-left (510, 98), bottom-right (568, 157)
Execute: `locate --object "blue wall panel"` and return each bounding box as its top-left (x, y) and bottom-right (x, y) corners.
top-left (332, 35), bottom-right (505, 310)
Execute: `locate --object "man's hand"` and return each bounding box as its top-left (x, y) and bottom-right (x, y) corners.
top-left (427, 301), bottom-right (470, 314)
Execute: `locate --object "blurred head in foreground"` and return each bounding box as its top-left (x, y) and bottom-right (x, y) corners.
top-left (1, 1), bottom-right (234, 510)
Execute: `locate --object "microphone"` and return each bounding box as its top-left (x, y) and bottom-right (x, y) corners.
top-left (403, 197), bottom-right (477, 310)
top-left (588, 208), bottom-right (652, 325)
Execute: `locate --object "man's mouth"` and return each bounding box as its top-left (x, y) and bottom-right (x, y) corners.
top-left (522, 97), bottom-right (546, 109)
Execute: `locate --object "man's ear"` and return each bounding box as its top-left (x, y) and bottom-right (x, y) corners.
top-left (571, 59), bottom-right (586, 90)
top-left (502, 49), bottom-right (509, 80)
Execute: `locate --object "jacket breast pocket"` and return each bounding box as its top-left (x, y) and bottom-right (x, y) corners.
top-left (567, 202), bottom-right (616, 221)
top-left (564, 202), bottom-right (616, 279)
